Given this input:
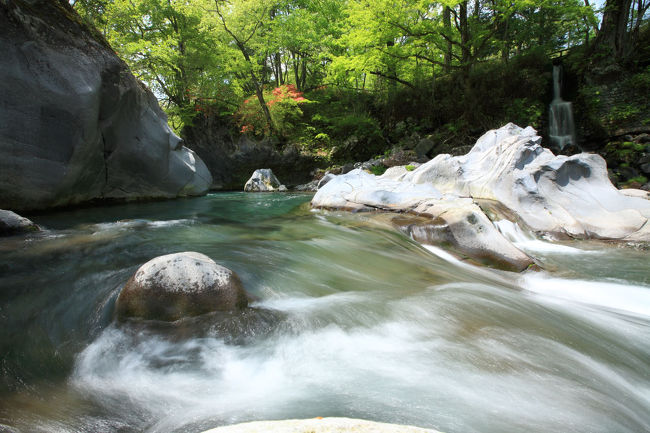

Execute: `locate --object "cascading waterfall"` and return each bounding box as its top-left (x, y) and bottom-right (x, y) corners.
top-left (549, 64), bottom-right (577, 150)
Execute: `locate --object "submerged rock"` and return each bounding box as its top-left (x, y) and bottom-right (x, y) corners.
top-left (116, 252), bottom-right (248, 321)
top-left (244, 169), bottom-right (286, 192)
top-left (0, 210), bottom-right (39, 236)
top-left (201, 417), bottom-right (441, 433)
top-left (0, 1), bottom-right (212, 212)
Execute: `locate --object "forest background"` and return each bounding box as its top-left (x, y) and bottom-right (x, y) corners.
top-left (71, 0), bottom-right (650, 187)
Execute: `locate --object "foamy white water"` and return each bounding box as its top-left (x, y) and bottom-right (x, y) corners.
top-left (493, 219), bottom-right (588, 253)
top-left (2, 193), bottom-right (649, 433)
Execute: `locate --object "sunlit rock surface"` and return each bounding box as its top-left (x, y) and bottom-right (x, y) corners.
top-left (202, 418), bottom-right (441, 433)
top-left (0, 1), bottom-right (211, 211)
top-left (401, 123), bottom-right (650, 241)
top-left (313, 123), bottom-right (650, 269)
top-left (244, 169), bottom-right (285, 192)
top-left (312, 169), bottom-right (534, 271)
top-left (116, 252), bottom-right (248, 321)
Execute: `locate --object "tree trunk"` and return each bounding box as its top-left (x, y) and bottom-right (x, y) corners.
top-left (443, 6), bottom-right (452, 72)
top-left (459, 1), bottom-right (471, 79)
top-left (596, 0), bottom-right (633, 59)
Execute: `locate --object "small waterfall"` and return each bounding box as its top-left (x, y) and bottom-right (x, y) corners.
top-left (549, 65), bottom-right (577, 150)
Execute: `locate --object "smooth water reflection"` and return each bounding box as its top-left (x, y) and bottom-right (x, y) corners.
top-left (1, 193), bottom-right (649, 433)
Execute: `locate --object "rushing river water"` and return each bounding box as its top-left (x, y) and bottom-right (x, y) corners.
top-left (1, 192), bottom-right (649, 433)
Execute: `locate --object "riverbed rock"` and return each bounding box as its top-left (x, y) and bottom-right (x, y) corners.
top-left (0, 210), bottom-right (38, 236)
top-left (400, 123), bottom-right (650, 241)
top-left (201, 418), bottom-right (441, 433)
top-left (312, 169), bottom-right (534, 271)
top-left (244, 169), bottom-right (285, 192)
top-left (0, 1), bottom-right (212, 212)
top-left (619, 188), bottom-right (650, 200)
top-left (115, 252), bottom-right (248, 321)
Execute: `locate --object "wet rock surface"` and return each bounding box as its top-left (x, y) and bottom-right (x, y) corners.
top-left (116, 252), bottom-right (248, 321)
top-left (0, 210), bottom-right (39, 236)
top-left (202, 418), bottom-right (441, 433)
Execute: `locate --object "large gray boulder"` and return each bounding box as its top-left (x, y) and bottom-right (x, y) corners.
top-left (312, 169), bottom-right (534, 271)
top-left (115, 252), bottom-right (248, 321)
top-left (0, 1), bottom-right (212, 211)
top-left (244, 169), bottom-right (285, 192)
top-left (0, 209), bottom-right (39, 236)
top-left (400, 123), bottom-right (650, 241)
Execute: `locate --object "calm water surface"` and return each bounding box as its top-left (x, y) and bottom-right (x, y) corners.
top-left (0, 192), bottom-right (649, 433)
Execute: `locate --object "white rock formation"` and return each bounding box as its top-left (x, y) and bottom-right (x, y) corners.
top-left (313, 170), bottom-right (534, 271)
top-left (399, 123), bottom-right (650, 241)
top-left (244, 169), bottom-right (285, 192)
top-left (202, 417), bottom-right (441, 433)
top-left (312, 123), bottom-right (650, 270)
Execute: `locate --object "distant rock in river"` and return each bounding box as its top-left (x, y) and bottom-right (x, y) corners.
top-left (244, 169), bottom-right (286, 192)
top-left (0, 210), bottom-right (39, 236)
top-left (0, 1), bottom-right (212, 211)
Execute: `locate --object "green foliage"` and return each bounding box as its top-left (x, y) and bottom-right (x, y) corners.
top-left (405, 164), bottom-right (415, 171)
top-left (625, 67), bottom-right (650, 92)
top-left (236, 85), bottom-right (309, 138)
top-left (606, 104), bottom-right (642, 125)
top-left (369, 164), bottom-right (387, 176)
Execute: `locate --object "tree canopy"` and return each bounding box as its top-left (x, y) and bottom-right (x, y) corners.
top-left (72, 0), bottom-right (647, 135)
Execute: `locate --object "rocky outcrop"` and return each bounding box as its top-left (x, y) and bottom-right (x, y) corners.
top-left (182, 114), bottom-right (318, 189)
top-left (115, 252), bottom-right (248, 321)
top-left (399, 123), bottom-right (650, 241)
top-left (244, 169), bottom-right (286, 192)
top-left (0, 0), bottom-right (212, 212)
top-left (0, 209), bottom-right (39, 236)
top-left (312, 123), bottom-right (650, 270)
top-left (201, 418), bottom-right (441, 433)
top-left (312, 169), bottom-right (534, 271)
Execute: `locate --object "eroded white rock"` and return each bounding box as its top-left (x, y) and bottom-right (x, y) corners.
top-left (313, 170), bottom-right (534, 271)
top-left (403, 123), bottom-right (650, 241)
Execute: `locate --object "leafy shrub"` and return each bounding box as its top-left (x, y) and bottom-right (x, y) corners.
top-left (369, 164), bottom-right (387, 176)
top-left (236, 84), bottom-right (309, 138)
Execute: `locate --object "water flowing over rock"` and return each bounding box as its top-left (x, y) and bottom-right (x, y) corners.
top-left (0, 209), bottom-right (39, 236)
top-left (0, 1), bottom-right (212, 212)
top-left (312, 169), bottom-right (535, 272)
top-left (313, 123), bottom-right (650, 269)
top-left (202, 418), bottom-right (441, 433)
top-left (244, 169), bottom-right (285, 192)
top-left (116, 252), bottom-right (248, 321)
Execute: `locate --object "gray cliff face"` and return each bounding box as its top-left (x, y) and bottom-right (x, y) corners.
top-left (0, 0), bottom-right (212, 211)
top-left (181, 114), bottom-right (319, 190)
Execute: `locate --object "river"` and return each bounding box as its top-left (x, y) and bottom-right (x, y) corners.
top-left (1, 192), bottom-right (649, 433)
